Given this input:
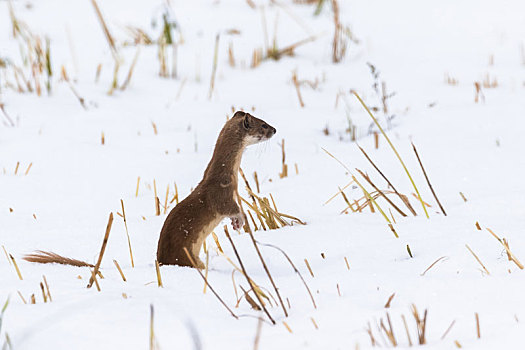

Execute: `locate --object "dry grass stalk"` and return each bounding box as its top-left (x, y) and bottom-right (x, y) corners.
top-left (486, 228), bottom-right (524, 269)
top-left (151, 121), bottom-right (158, 135)
top-left (304, 258), bottom-right (314, 277)
top-left (441, 320), bottom-right (455, 340)
top-left (420, 256), bottom-right (448, 276)
top-left (149, 304), bottom-right (159, 350)
top-left (43, 275), bottom-right (52, 301)
top-left (124, 26), bottom-right (153, 45)
top-left (238, 170), bottom-right (269, 231)
top-left (212, 232), bottom-right (223, 253)
top-left (208, 33), bottom-right (220, 99)
top-left (283, 321), bottom-right (293, 333)
top-left (380, 313), bottom-right (397, 346)
top-left (232, 271), bottom-right (241, 306)
top-left (120, 47), bottom-right (140, 91)
top-left (60, 66), bottom-right (87, 109)
top-left (366, 322), bottom-right (378, 346)
top-left (155, 260), bottom-right (163, 288)
top-left (223, 225), bottom-right (275, 324)
top-left (344, 256), bottom-right (350, 270)
top-left (257, 242), bottom-right (317, 309)
top-left (310, 317), bottom-right (319, 329)
top-left (163, 184), bottom-right (169, 214)
top-left (459, 192), bottom-right (468, 202)
top-left (9, 254), bottom-right (23, 280)
top-left (90, 268), bottom-right (101, 291)
top-left (384, 293), bottom-right (395, 308)
top-left (239, 285), bottom-right (261, 311)
top-left (292, 71), bottom-right (305, 107)
top-left (24, 162), bottom-right (32, 175)
top-left (253, 316), bottom-right (263, 350)
top-left (183, 247), bottom-right (239, 319)
top-left (401, 314), bottom-right (413, 346)
top-left (90, 0), bottom-right (117, 59)
top-left (356, 168), bottom-right (407, 217)
top-left (253, 171), bottom-right (260, 193)
top-left (444, 73), bottom-right (458, 85)
top-left (170, 182), bottom-right (179, 205)
top-left (267, 35), bottom-right (318, 60)
top-left (95, 63), bottom-right (102, 82)
top-left (112, 259), bottom-right (127, 282)
top-left (2, 246), bottom-right (11, 265)
top-left (475, 313), bottom-right (480, 338)
top-left (353, 175), bottom-right (398, 237)
top-left (474, 82), bottom-right (485, 103)
top-left (87, 212), bottom-right (114, 289)
top-left (0, 104), bottom-right (16, 127)
top-left (279, 139), bottom-right (288, 178)
top-left (120, 199), bottom-right (134, 267)
top-left (228, 41), bottom-right (235, 67)
top-left (482, 73), bottom-right (498, 89)
top-left (30, 294), bottom-right (36, 304)
top-left (158, 11), bottom-right (179, 79)
top-left (324, 179), bottom-right (355, 205)
top-left (40, 282), bottom-right (47, 303)
top-left (406, 244), bottom-right (413, 258)
top-left (251, 48), bottom-right (263, 68)
top-left (240, 190), bottom-right (304, 231)
top-left (352, 91), bottom-right (429, 218)
top-left (322, 147), bottom-right (398, 236)
top-left (24, 250), bottom-right (95, 267)
top-left (203, 249), bottom-right (210, 294)
top-left (6, 5), bottom-right (53, 96)
top-left (136, 176), bottom-right (140, 197)
top-left (14, 162), bottom-right (19, 175)
top-left (218, 251), bottom-right (271, 306)
top-left (465, 244), bottom-right (490, 275)
top-left (331, 0), bottom-right (346, 63)
top-left (411, 143), bottom-right (447, 216)
top-left (153, 179), bottom-right (160, 216)
top-left (90, 0), bottom-right (121, 93)
top-left (240, 196), bottom-right (288, 317)
top-left (411, 304), bottom-right (428, 345)
top-left (17, 291), bottom-right (27, 304)
top-left (389, 208), bottom-right (396, 224)
top-left (248, 211), bottom-right (259, 230)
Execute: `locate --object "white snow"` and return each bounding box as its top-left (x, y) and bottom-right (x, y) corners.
top-left (1, 0), bottom-right (525, 349)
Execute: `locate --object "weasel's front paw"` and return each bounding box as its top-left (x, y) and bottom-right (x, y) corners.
top-left (230, 215), bottom-right (245, 231)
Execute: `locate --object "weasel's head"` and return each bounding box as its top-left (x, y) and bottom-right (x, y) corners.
top-left (231, 111), bottom-right (276, 145)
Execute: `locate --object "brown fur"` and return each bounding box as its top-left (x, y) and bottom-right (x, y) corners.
top-left (157, 111), bottom-right (276, 268)
top-left (22, 111), bottom-right (276, 270)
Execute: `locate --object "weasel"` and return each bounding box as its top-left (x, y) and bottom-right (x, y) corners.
top-left (22, 111), bottom-right (276, 269)
top-left (157, 111), bottom-right (276, 268)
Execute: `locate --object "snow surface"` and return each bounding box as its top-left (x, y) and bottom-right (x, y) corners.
top-left (1, 0), bottom-right (525, 349)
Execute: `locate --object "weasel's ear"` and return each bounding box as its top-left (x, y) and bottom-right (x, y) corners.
top-left (233, 111), bottom-right (246, 119)
top-left (243, 114), bottom-right (251, 129)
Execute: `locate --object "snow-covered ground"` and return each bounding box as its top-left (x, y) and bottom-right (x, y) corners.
top-left (1, 0), bottom-right (525, 348)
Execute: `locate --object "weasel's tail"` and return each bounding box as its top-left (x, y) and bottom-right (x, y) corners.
top-left (23, 250), bottom-right (94, 267)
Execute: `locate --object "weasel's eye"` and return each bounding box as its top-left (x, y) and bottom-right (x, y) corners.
top-left (262, 124), bottom-right (268, 129)
top-left (243, 118), bottom-right (250, 129)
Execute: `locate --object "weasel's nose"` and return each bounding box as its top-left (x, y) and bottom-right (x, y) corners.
top-left (270, 126), bottom-right (276, 135)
